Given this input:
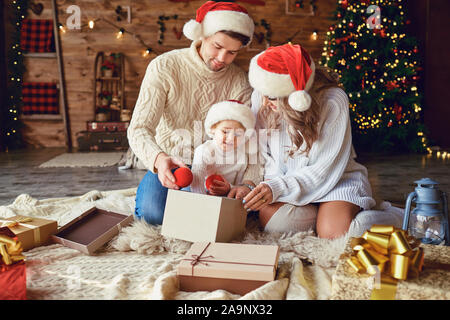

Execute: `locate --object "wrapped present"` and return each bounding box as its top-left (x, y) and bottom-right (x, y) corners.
top-left (0, 215), bottom-right (58, 251)
top-left (331, 224), bottom-right (450, 300)
top-left (22, 82), bottom-right (59, 115)
top-left (178, 242), bottom-right (280, 295)
top-left (20, 19), bottom-right (55, 53)
top-left (0, 227), bottom-right (27, 300)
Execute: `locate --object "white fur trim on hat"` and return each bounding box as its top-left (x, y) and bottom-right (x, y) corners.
top-left (288, 90), bottom-right (312, 112)
top-left (248, 53), bottom-right (316, 111)
top-left (202, 11), bottom-right (254, 44)
top-left (183, 19), bottom-right (202, 41)
top-left (204, 101), bottom-right (256, 138)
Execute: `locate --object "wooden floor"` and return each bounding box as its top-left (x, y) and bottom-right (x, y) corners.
top-left (0, 148), bottom-right (449, 208)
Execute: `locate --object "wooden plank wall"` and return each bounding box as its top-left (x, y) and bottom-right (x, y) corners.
top-left (22, 0), bottom-right (336, 148)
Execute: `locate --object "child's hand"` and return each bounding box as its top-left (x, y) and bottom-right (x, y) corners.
top-left (207, 177), bottom-right (231, 196)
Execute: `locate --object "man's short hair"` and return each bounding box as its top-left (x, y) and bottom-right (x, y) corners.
top-left (219, 30), bottom-right (251, 47)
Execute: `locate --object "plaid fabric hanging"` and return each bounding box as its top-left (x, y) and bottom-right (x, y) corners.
top-left (20, 19), bottom-right (55, 53)
top-left (22, 82), bottom-right (59, 115)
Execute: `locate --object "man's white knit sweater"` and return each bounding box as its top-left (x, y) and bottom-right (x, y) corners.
top-left (128, 40), bottom-right (254, 177)
top-left (252, 88), bottom-right (376, 210)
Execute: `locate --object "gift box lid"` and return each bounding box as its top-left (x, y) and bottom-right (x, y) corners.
top-left (178, 242), bottom-right (279, 282)
top-left (51, 207), bottom-right (133, 255)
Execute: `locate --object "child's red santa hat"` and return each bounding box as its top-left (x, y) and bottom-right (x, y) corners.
top-left (248, 43), bottom-right (316, 112)
top-left (204, 100), bottom-right (256, 138)
top-left (183, 1), bottom-right (254, 45)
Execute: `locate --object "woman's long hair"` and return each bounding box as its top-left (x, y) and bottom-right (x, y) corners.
top-left (257, 65), bottom-right (340, 157)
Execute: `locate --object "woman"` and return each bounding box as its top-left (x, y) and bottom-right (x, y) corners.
top-left (242, 43), bottom-right (376, 239)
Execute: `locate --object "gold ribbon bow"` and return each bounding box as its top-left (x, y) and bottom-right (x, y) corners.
top-left (0, 228), bottom-right (25, 266)
top-left (346, 224), bottom-right (424, 300)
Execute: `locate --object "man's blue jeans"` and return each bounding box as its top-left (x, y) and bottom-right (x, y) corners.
top-left (134, 170), bottom-right (190, 225)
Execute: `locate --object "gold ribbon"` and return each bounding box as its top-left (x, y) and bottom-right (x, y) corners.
top-left (0, 228), bottom-right (25, 266)
top-left (0, 217), bottom-right (41, 245)
top-left (346, 224), bottom-right (424, 300)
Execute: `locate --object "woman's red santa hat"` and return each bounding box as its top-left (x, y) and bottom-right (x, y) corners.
top-left (248, 43), bottom-right (316, 112)
top-left (183, 1), bottom-right (254, 45)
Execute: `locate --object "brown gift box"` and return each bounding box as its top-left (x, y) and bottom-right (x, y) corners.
top-left (161, 190), bottom-right (247, 243)
top-left (51, 207), bottom-right (133, 255)
top-left (0, 215), bottom-right (57, 251)
top-left (331, 240), bottom-right (450, 300)
top-left (178, 242), bottom-right (280, 295)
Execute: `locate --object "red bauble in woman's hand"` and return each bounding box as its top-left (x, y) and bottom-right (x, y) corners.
top-left (205, 174), bottom-right (225, 191)
top-left (173, 167), bottom-right (193, 188)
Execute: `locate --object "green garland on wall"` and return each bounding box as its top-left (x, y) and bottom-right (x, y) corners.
top-left (3, 0), bottom-right (28, 150)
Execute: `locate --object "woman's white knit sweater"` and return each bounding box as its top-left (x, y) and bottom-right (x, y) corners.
top-left (252, 88), bottom-right (376, 210)
top-left (127, 40), bottom-right (253, 177)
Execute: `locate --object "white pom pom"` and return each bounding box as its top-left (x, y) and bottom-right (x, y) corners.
top-left (288, 90), bottom-right (311, 112)
top-left (183, 19), bottom-right (202, 41)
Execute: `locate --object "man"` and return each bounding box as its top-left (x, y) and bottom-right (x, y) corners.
top-left (128, 1), bottom-right (260, 225)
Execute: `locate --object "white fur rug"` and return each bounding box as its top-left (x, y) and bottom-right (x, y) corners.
top-left (0, 188), bottom-right (404, 300)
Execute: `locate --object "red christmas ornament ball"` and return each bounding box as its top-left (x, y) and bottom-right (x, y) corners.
top-left (205, 174), bottom-right (225, 191)
top-left (173, 167), bottom-right (193, 188)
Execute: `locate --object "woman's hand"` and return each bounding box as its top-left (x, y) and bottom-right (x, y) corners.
top-left (243, 183), bottom-right (273, 211)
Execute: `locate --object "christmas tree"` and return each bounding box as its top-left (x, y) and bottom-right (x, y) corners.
top-left (320, 0), bottom-right (427, 153)
top-left (2, 0), bottom-right (28, 151)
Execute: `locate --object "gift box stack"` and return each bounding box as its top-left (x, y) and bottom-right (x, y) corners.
top-left (331, 225), bottom-right (450, 300)
top-left (161, 191), bottom-right (281, 294)
top-left (0, 227), bottom-right (27, 300)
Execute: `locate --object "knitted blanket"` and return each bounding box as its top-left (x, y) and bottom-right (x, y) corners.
top-left (0, 189), bottom-right (403, 300)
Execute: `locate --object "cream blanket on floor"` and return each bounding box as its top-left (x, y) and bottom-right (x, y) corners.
top-left (0, 189), bottom-right (403, 300)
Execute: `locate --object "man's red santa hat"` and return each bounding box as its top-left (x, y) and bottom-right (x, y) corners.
top-left (183, 1), bottom-right (254, 45)
top-left (248, 43), bottom-right (316, 112)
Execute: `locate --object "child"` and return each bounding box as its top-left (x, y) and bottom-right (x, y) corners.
top-left (191, 100), bottom-right (261, 195)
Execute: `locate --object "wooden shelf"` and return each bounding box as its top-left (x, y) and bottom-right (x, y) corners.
top-left (23, 52), bottom-right (57, 59)
top-left (20, 114), bottom-right (63, 121)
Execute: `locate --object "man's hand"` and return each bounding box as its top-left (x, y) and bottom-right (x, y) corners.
top-left (154, 152), bottom-right (188, 189)
top-left (207, 176), bottom-right (231, 196)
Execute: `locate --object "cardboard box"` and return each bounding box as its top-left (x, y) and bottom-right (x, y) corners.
top-left (331, 241), bottom-right (450, 300)
top-left (161, 190), bottom-right (247, 243)
top-left (178, 242), bottom-right (280, 295)
top-left (0, 261), bottom-right (27, 300)
top-left (0, 215), bottom-right (57, 251)
top-left (51, 207), bottom-right (134, 255)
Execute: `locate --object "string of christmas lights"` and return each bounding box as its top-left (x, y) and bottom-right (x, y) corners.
top-left (61, 17), bottom-right (160, 58)
top-left (3, 0), bottom-right (28, 150)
